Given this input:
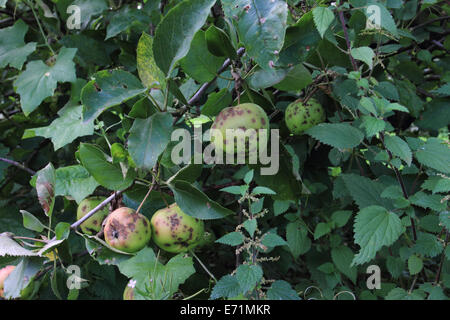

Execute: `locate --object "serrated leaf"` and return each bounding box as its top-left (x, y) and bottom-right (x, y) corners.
top-left (15, 47), bottom-right (77, 115)
top-left (312, 7), bottom-right (335, 38)
top-left (412, 232), bottom-right (443, 258)
top-left (128, 112), bottom-right (173, 171)
top-left (153, 0), bottom-right (217, 75)
top-left (261, 232), bottom-right (287, 248)
top-left (386, 288), bottom-right (424, 300)
top-left (235, 264), bottom-right (263, 294)
top-left (352, 206), bottom-right (404, 266)
top-left (306, 123), bottom-right (364, 149)
top-left (81, 70), bottom-right (146, 122)
top-left (210, 275), bottom-right (241, 300)
top-left (215, 232), bottom-right (244, 246)
top-left (286, 221), bottom-right (310, 259)
top-left (0, 234), bottom-right (37, 257)
top-left (422, 176), bottom-right (450, 194)
top-left (136, 32), bottom-right (166, 89)
top-left (0, 19), bottom-right (36, 69)
top-left (243, 219), bottom-right (257, 237)
top-left (360, 115), bottom-right (386, 137)
top-left (415, 138), bottom-right (450, 174)
top-left (408, 255), bottom-right (423, 275)
top-left (252, 186), bottom-right (276, 195)
top-left (266, 280), bottom-right (300, 300)
top-left (384, 135), bottom-right (412, 166)
top-left (410, 191), bottom-right (447, 212)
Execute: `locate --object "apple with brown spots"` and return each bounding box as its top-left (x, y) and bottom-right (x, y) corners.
top-left (104, 207), bottom-right (151, 253)
top-left (77, 196), bottom-right (109, 235)
top-left (210, 103), bottom-right (270, 156)
top-left (285, 98), bottom-right (325, 135)
top-left (151, 203), bottom-right (204, 253)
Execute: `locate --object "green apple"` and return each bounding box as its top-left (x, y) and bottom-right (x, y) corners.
top-left (151, 204), bottom-right (204, 253)
top-left (285, 98), bottom-right (325, 135)
top-left (77, 196), bottom-right (109, 235)
top-left (104, 207), bottom-right (151, 253)
top-left (211, 103), bottom-right (270, 157)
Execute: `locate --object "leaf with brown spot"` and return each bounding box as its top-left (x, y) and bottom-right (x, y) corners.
top-left (36, 163), bottom-right (56, 217)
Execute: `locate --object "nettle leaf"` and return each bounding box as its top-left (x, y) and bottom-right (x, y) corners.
top-left (0, 19), bottom-right (36, 69)
top-left (439, 212), bottom-right (450, 232)
top-left (216, 232), bottom-right (244, 246)
top-left (266, 280), bottom-right (300, 300)
top-left (341, 174), bottom-right (393, 210)
top-left (261, 232), bottom-right (287, 248)
top-left (386, 288), bottom-right (424, 300)
top-left (286, 220), bottom-right (311, 259)
top-left (384, 135), bottom-right (412, 166)
top-left (136, 32), bottom-right (166, 90)
top-left (312, 6), bottom-right (335, 38)
top-left (180, 30), bottom-right (225, 83)
top-left (415, 138), bottom-right (450, 174)
top-left (229, 0), bottom-right (288, 70)
top-left (352, 205), bottom-right (404, 266)
top-left (14, 47), bottom-right (77, 115)
top-left (332, 246), bottom-right (357, 284)
top-left (243, 219), bottom-right (257, 237)
top-left (351, 47), bottom-right (375, 69)
top-left (36, 163), bottom-right (56, 217)
top-left (412, 232), bottom-right (443, 258)
top-left (23, 105), bottom-right (95, 150)
top-left (410, 191), bottom-right (447, 212)
top-left (81, 70), bottom-right (146, 122)
top-left (235, 264), bottom-right (263, 294)
top-left (55, 165), bottom-right (99, 203)
top-left (314, 222), bottom-right (332, 240)
top-left (210, 275), bottom-right (241, 300)
top-left (128, 112), bottom-right (173, 171)
top-left (306, 123), bottom-right (364, 149)
top-left (169, 180), bottom-right (234, 220)
top-left (358, 1), bottom-right (398, 37)
top-left (153, 0), bottom-right (217, 75)
top-left (408, 255), bottom-right (423, 275)
top-left (79, 143), bottom-right (135, 191)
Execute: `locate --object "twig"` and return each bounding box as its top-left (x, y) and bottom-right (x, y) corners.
top-left (434, 231), bottom-right (449, 285)
top-left (0, 157), bottom-right (36, 175)
top-left (411, 15), bottom-right (450, 31)
top-left (338, 10), bottom-right (358, 71)
top-left (136, 164), bottom-right (158, 214)
top-left (71, 191), bottom-right (124, 229)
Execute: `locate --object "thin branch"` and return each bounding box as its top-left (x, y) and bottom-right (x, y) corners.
top-left (338, 10), bottom-right (358, 71)
top-left (0, 157), bottom-right (36, 175)
top-left (411, 15), bottom-right (450, 31)
top-left (71, 191), bottom-right (124, 230)
top-left (136, 164), bottom-right (158, 214)
top-left (434, 231), bottom-right (449, 285)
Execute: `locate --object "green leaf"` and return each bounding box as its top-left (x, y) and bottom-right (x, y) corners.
top-left (331, 210), bottom-right (352, 227)
top-left (0, 234), bottom-right (37, 257)
top-left (360, 1), bottom-right (398, 37)
top-left (384, 135), bottom-right (412, 166)
top-left (152, 0), bottom-right (217, 75)
top-left (273, 200), bottom-right (291, 216)
top-left (169, 180), bottom-right (234, 220)
top-left (201, 88), bottom-right (233, 116)
top-left (415, 138), bottom-right (450, 174)
top-left (386, 288), bottom-right (424, 300)
top-left (235, 264), bottom-right (263, 294)
top-left (352, 205), bottom-right (404, 266)
top-left (351, 47), bottom-right (375, 69)
top-left (4, 257), bottom-right (42, 299)
top-left (286, 220), bottom-right (311, 259)
top-left (210, 275), bottom-right (241, 299)
top-left (266, 280), bottom-right (300, 300)
top-left (55, 222), bottom-right (71, 240)
top-left (81, 70), bottom-right (146, 122)
top-left (386, 255), bottom-right (404, 278)
top-left (215, 232), bottom-right (244, 246)
top-left (332, 246), bottom-right (357, 284)
top-left (341, 174), bottom-right (393, 210)
top-left (128, 112), bottom-right (173, 171)
top-left (54, 165), bottom-right (99, 203)
top-left (78, 143), bottom-right (135, 191)
top-left (261, 232), bottom-right (287, 248)
top-left (229, 0), bottom-right (288, 69)
top-left (180, 30), bottom-right (225, 83)
top-left (312, 7), bottom-right (335, 38)
top-left (410, 191), bottom-right (447, 212)
top-left (20, 210), bottom-right (45, 233)
top-left (439, 211), bottom-right (450, 231)
top-left (360, 116), bottom-right (386, 138)
top-left (36, 163), bottom-right (56, 217)
top-left (105, 6), bottom-right (150, 40)
top-left (273, 64), bottom-right (312, 92)
top-left (252, 186), bottom-right (276, 195)
top-left (136, 32), bottom-right (166, 89)
top-left (0, 19), bottom-right (36, 69)
top-left (14, 47), bottom-right (77, 115)
top-left (23, 105), bottom-right (95, 150)
top-left (306, 123), bottom-right (364, 149)
top-left (243, 219), bottom-right (257, 238)
top-left (412, 232), bottom-right (443, 258)
top-left (408, 255), bottom-right (423, 275)
top-left (205, 25), bottom-right (236, 58)
top-left (314, 222), bottom-right (332, 240)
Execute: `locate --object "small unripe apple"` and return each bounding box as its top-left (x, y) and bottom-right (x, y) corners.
top-left (104, 207), bottom-right (151, 253)
top-left (151, 204), bottom-right (204, 253)
top-left (0, 265), bottom-right (15, 298)
top-left (285, 98), bottom-right (325, 135)
top-left (211, 103), bottom-right (269, 156)
top-left (77, 196), bottom-right (109, 235)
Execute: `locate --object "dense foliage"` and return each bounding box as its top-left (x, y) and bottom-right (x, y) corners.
top-left (0, 0), bottom-right (449, 300)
